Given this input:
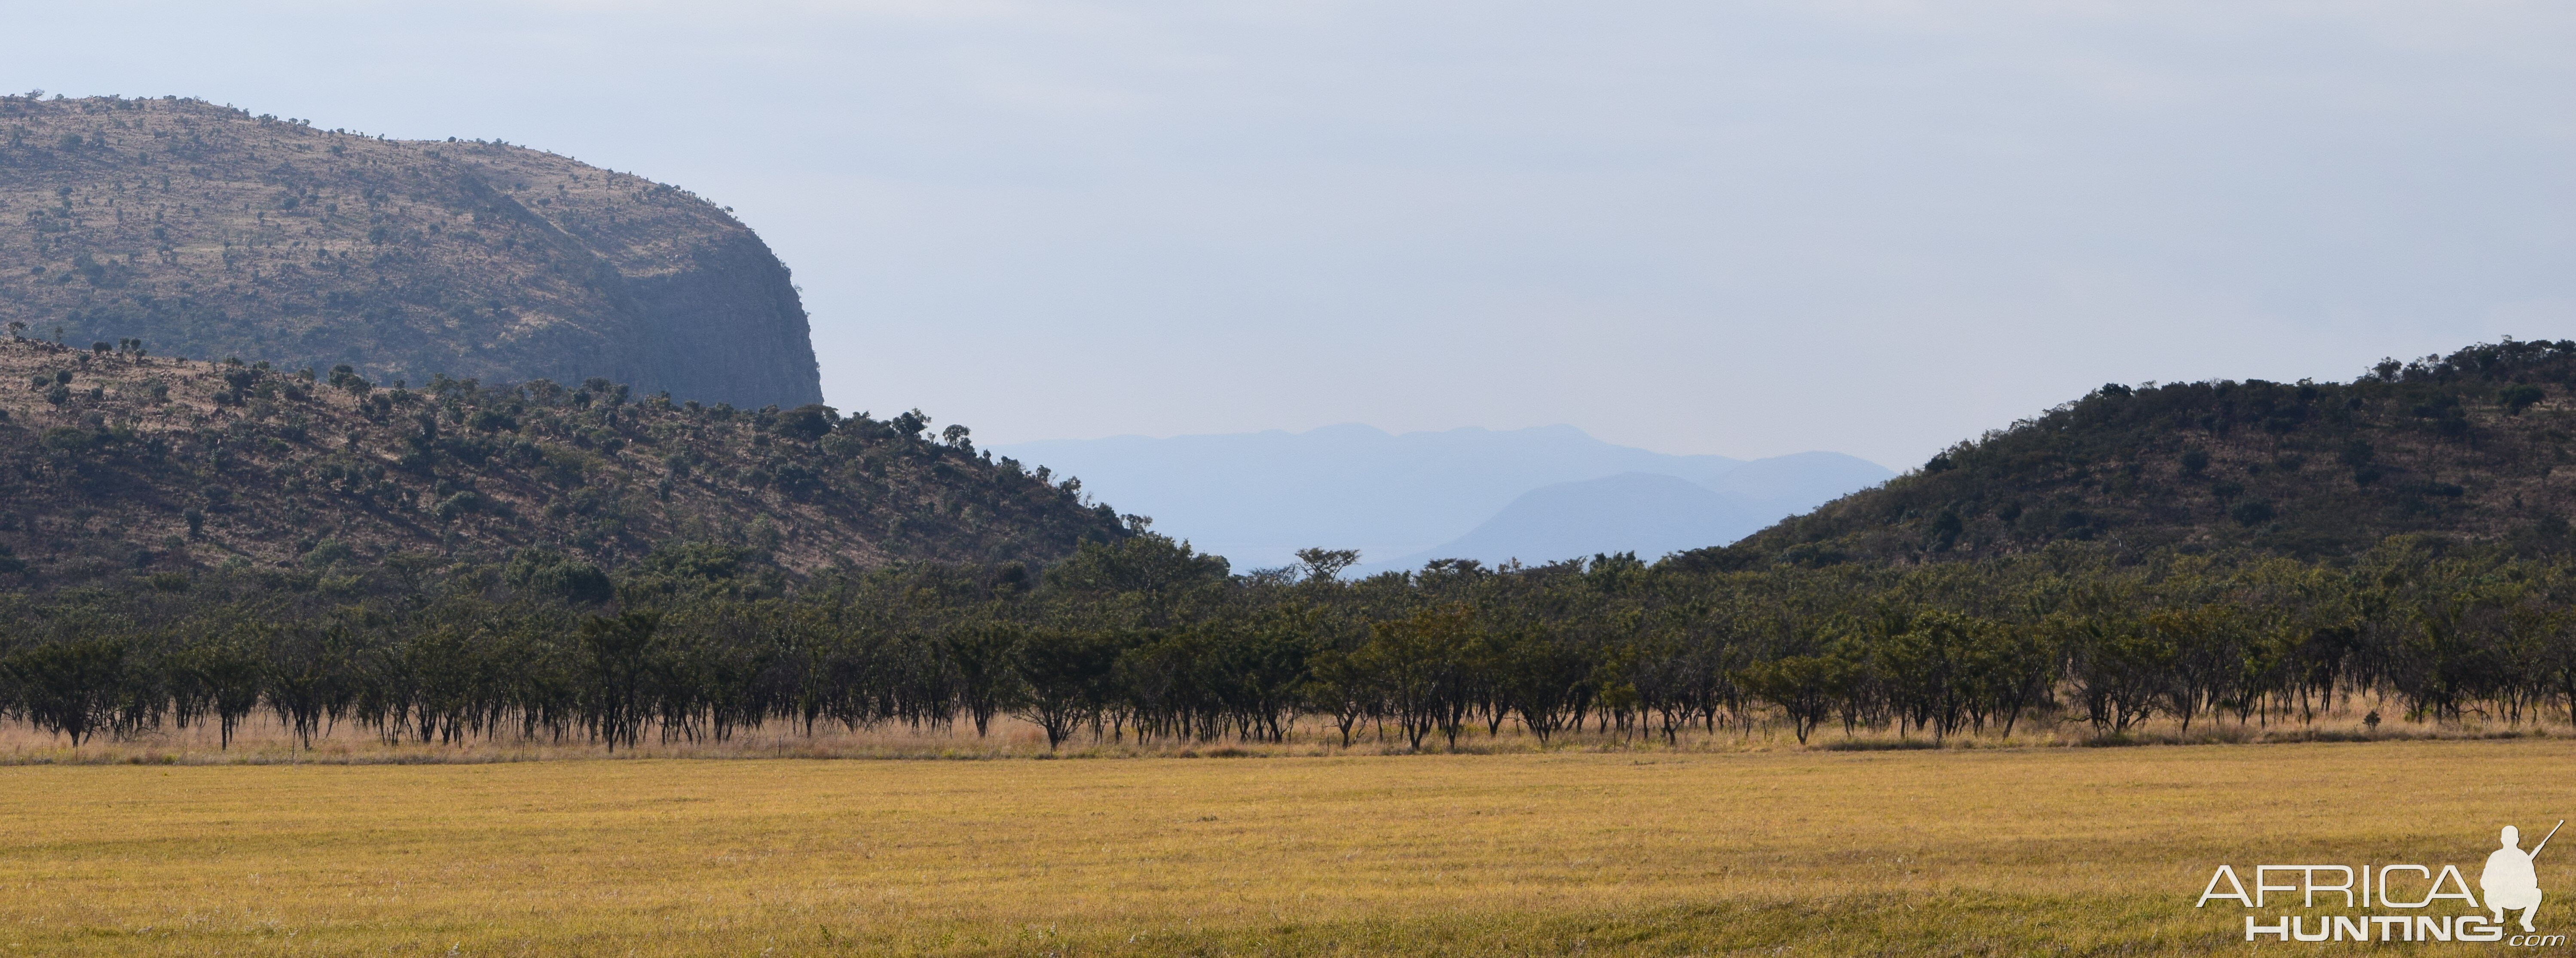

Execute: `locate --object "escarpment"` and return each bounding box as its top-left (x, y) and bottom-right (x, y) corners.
top-left (0, 94), bottom-right (824, 409)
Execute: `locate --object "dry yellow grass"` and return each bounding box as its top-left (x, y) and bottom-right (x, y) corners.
top-left (1, 740), bottom-right (2567, 955)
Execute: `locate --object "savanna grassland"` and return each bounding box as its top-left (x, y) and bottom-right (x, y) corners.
top-left (3, 740), bottom-right (2565, 956)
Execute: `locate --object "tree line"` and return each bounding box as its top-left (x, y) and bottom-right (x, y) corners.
top-left (3, 533), bottom-right (2573, 751)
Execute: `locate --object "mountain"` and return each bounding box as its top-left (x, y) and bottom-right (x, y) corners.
top-left (1699, 451), bottom-right (1905, 511)
top-left (1386, 453), bottom-right (1899, 569)
top-left (0, 94), bottom-right (821, 409)
top-left (993, 424), bottom-right (1891, 570)
top-left (1679, 339), bottom-right (2576, 570)
top-left (0, 337), bottom-right (1120, 586)
top-left (1386, 473), bottom-right (1762, 568)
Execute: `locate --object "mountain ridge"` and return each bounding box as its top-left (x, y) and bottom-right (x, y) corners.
top-left (1376, 473), bottom-right (1762, 570)
top-left (1374, 453), bottom-right (1903, 571)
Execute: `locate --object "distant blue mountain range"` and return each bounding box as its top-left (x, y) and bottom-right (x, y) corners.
top-left (992, 424), bottom-right (1892, 574)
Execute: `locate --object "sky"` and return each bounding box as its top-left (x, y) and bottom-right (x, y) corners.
top-left (7, 0), bottom-right (2571, 469)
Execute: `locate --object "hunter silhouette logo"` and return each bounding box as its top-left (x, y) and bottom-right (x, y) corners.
top-left (2197, 820), bottom-right (2565, 945)
top-left (2484, 823), bottom-right (2551, 933)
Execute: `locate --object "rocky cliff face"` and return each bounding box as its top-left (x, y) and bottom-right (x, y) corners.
top-left (0, 95), bottom-right (823, 409)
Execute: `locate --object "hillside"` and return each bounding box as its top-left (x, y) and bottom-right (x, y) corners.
top-left (1680, 339), bottom-right (2576, 568)
top-left (0, 94), bottom-right (821, 409)
top-left (0, 336), bottom-right (1123, 586)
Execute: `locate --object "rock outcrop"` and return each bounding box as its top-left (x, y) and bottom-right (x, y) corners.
top-left (0, 95), bottom-right (823, 409)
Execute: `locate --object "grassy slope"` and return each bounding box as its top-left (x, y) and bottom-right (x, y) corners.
top-left (1689, 340), bottom-right (2576, 568)
top-left (0, 741), bottom-right (2559, 955)
top-left (0, 337), bottom-right (1123, 584)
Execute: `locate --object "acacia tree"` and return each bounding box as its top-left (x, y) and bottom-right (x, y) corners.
top-left (1493, 626), bottom-right (1593, 744)
top-left (2, 637), bottom-right (130, 744)
top-left (1362, 605), bottom-right (1478, 750)
top-left (1300, 646), bottom-right (1379, 747)
top-left (1012, 628), bottom-right (1118, 750)
top-left (580, 610), bottom-right (662, 751)
top-left (940, 622), bottom-right (1022, 737)
top-left (1739, 651), bottom-right (1848, 744)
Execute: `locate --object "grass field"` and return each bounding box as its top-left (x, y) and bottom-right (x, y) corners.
top-left (2, 739), bottom-right (2567, 955)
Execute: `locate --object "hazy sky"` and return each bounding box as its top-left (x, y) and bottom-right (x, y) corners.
top-left (10, 1), bottom-right (2571, 468)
